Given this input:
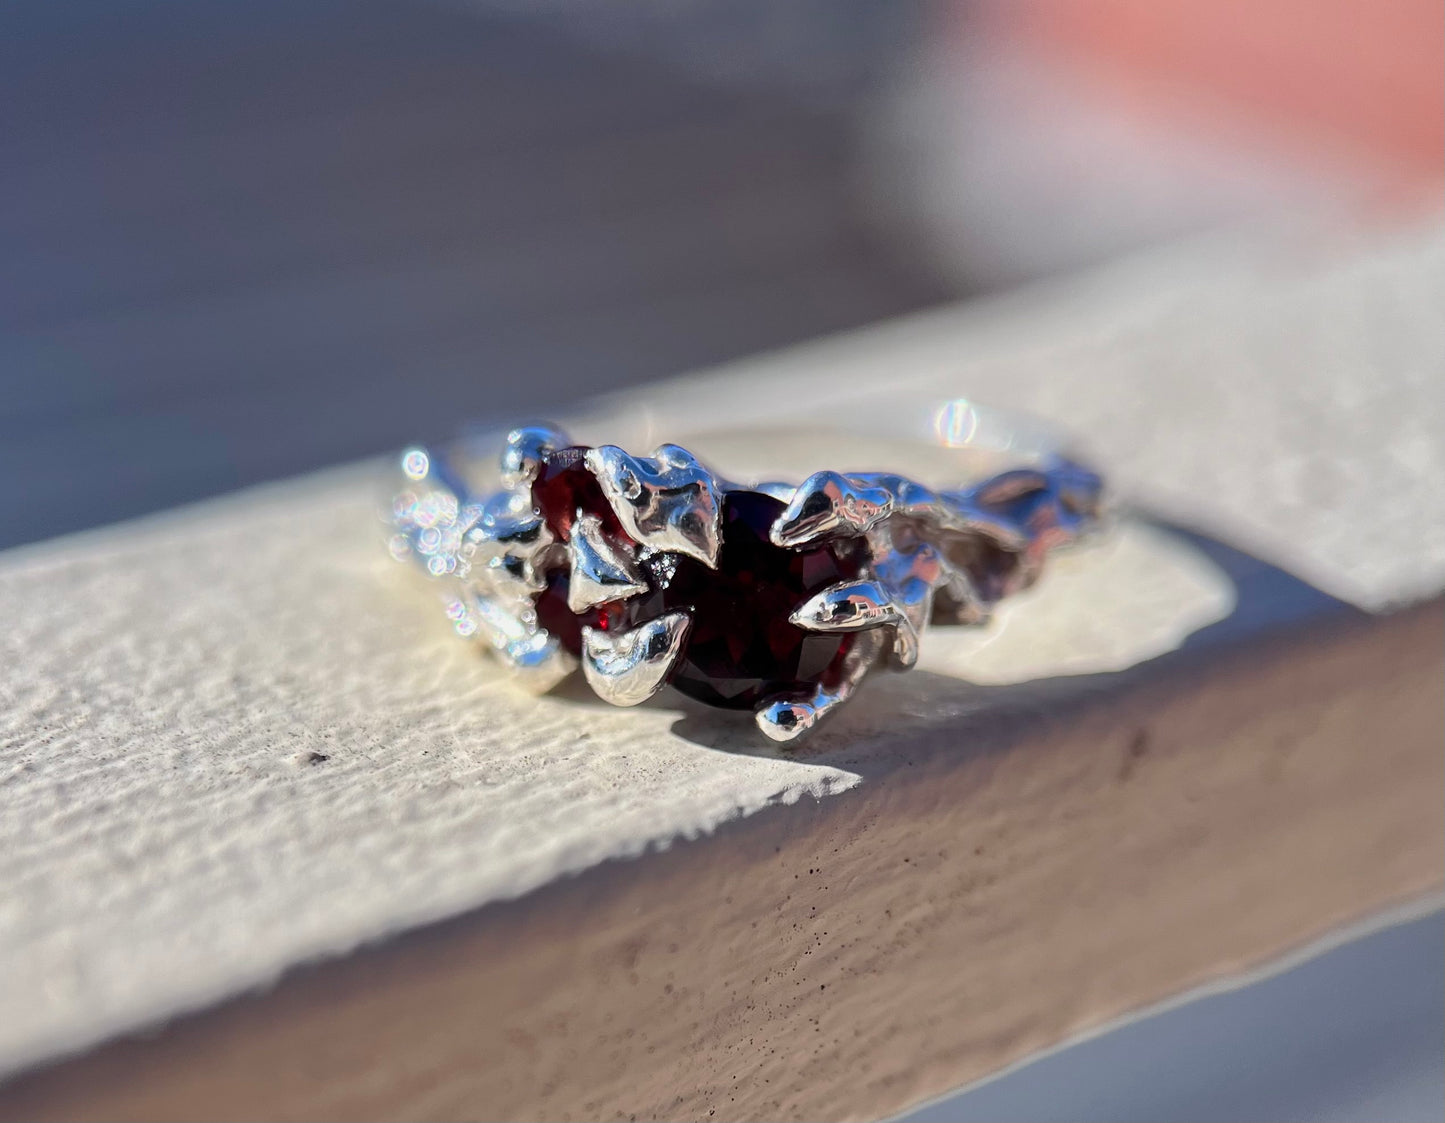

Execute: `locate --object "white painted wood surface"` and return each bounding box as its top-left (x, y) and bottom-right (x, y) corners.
top-left (1, 227), bottom-right (1441, 1104)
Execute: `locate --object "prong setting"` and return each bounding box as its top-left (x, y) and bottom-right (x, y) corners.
top-left (565, 512), bottom-right (648, 612)
top-left (755, 631), bottom-right (885, 742)
top-left (581, 612), bottom-right (692, 707)
top-left (775, 458), bottom-right (1103, 682)
top-left (585, 445), bottom-right (722, 568)
top-left (790, 579), bottom-right (903, 633)
top-left (771, 471), bottom-right (892, 548)
top-left (393, 425), bottom-right (1102, 740)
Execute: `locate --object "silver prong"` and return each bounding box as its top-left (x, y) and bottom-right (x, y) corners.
top-left (790, 579), bottom-right (903, 632)
top-left (772, 469), bottom-right (1034, 554)
top-left (585, 445), bottom-right (722, 568)
top-left (770, 471), bottom-right (893, 548)
top-left (500, 424), bottom-right (569, 490)
top-left (567, 511), bottom-right (649, 612)
top-left (755, 632), bottom-right (883, 742)
top-left (580, 611), bottom-right (691, 706)
top-left (790, 544), bottom-right (948, 669)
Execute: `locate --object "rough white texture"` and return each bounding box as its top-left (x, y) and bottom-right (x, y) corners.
top-left (1, 227), bottom-right (1440, 1077)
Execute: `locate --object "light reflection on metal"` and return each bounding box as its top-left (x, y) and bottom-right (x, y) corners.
top-left (585, 444), bottom-right (723, 569)
top-left (566, 512), bottom-right (649, 612)
top-left (390, 410), bottom-right (1102, 741)
top-left (580, 612), bottom-right (692, 707)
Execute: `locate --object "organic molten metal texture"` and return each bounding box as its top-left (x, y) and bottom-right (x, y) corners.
top-left (391, 424), bottom-right (1101, 741)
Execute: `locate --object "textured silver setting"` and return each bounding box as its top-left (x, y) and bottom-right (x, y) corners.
top-left (580, 612), bottom-right (692, 707)
top-left (390, 414), bottom-right (1102, 741)
top-left (755, 629), bottom-right (885, 742)
top-left (390, 439), bottom-right (577, 691)
top-left (566, 512), bottom-right (648, 612)
top-left (584, 444), bottom-right (722, 568)
top-left (774, 471), bottom-right (1027, 553)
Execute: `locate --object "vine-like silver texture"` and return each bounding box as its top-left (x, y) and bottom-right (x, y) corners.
top-left (390, 424), bottom-right (1102, 742)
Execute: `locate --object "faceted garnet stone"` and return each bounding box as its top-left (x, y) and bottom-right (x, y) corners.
top-left (530, 445), bottom-right (628, 543)
top-left (530, 448), bottom-right (867, 709)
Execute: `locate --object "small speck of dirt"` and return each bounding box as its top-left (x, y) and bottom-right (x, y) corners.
top-left (1118, 728), bottom-right (1150, 781)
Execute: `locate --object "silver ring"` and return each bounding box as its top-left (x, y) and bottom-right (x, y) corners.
top-left (388, 404), bottom-right (1103, 742)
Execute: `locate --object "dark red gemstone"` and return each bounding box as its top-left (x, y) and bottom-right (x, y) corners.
top-left (533, 571), bottom-right (624, 657)
top-left (530, 446), bottom-right (629, 543)
top-left (529, 447), bottom-right (868, 710)
top-left (614, 490), bottom-right (867, 709)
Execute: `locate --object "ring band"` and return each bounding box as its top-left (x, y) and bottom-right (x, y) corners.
top-left (389, 405), bottom-right (1103, 742)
